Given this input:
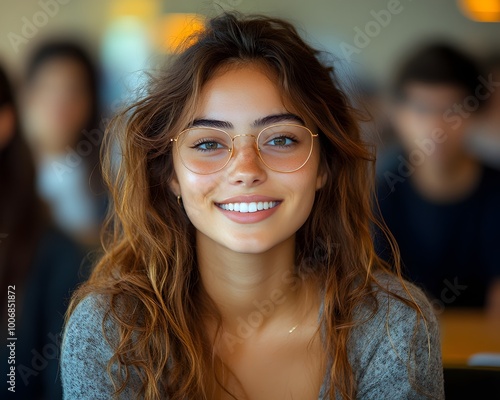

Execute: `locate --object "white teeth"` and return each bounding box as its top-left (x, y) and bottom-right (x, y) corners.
top-left (218, 201), bottom-right (279, 213)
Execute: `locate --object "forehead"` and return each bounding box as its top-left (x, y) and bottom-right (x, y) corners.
top-left (194, 63), bottom-right (291, 122)
top-left (30, 58), bottom-right (90, 91)
top-left (403, 82), bottom-right (467, 105)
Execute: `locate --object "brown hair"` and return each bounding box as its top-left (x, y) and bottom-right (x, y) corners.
top-left (66, 12), bottom-right (428, 399)
top-left (0, 64), bottom-right (45, 317)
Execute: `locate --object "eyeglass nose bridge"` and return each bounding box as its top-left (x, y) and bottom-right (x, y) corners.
top-left (230, 133), bottom-right (257, 141)
top-left (228, 133), bottom-right (261, 154)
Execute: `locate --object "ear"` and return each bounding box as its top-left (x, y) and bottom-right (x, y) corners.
top-left (169, 172), bottom-right (181, 197)
top-left (315, 167), bottom-right (327, 190)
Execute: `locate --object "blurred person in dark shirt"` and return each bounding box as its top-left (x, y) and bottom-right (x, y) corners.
top-left (376, 43), bottom-right (500, 313)
top-left (0, 63), bottom-right (87, 399)
top-left (21, 41), bottom-right (106, 248)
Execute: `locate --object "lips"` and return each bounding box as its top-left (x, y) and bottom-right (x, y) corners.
top-left (214, 195), bottom-right (282, 223)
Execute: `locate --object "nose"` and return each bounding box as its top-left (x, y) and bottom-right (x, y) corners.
top-left (227, 135), bottom-right (267, 186)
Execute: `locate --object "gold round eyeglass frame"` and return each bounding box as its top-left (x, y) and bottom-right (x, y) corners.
top-left (170, 123), bottom-right (319, 175)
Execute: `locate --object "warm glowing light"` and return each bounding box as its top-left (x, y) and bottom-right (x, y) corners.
top-left (108, 0), bottom-right (159, 19)
top-left (157, 14), bottom-right (205, 53)
top-left (458, 0), bottom-right (500, 22)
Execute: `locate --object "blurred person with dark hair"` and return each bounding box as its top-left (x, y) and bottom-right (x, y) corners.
top-left (376, 43), bottom-right (500, 313)
top-left (0, 63), bottom-right (87, 399)
top-left (22, 41), bottom-right (106, 247)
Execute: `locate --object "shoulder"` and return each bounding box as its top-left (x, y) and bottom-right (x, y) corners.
top-left (350, 274), bottom-right (438, 348)
top-left (349, 273), bottom-right (444, 399)
top-left (62, 293), bottom-right (111, 343)
top-left (61, 294), bottom-right (114, 398)
top-left (63, 293), bottom-right (112, 339)
top-left (61, 293), bottom-right (142, 399)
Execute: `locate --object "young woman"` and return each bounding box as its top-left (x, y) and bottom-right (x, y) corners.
top-left (61, 13), bottom-right (444, 400)
top-left (22, 41), bottom-right (106, 247)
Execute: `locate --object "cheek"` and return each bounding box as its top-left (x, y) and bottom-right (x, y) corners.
top-left (173, 159), bottom-right (221, 218)
top-left (399, 113), bottom-right (435, 145)
top-left (281, 159), bottom-right (321, 216)
top-left (441, 130), bottom-right (465, 152)
top-left (408, 115), bottom-right (431, 135)
top-left (394, 111), bottom-right (417, 144)
top-left (70, 95), bottom-right (92, 121)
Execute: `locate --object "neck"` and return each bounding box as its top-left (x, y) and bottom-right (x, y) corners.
top-left (196, 231), bottom-right (318, 338)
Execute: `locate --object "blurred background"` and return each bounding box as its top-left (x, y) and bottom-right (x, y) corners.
top-left (1, 0), bottom-right (500, 98)
top-left (1, 0), bottom-right (500, 399)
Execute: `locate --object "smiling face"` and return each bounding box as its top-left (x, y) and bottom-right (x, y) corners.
top-left (169, 63), bottom-right (325, 254)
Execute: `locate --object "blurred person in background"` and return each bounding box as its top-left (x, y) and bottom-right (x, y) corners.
top-left (356, 81), bottom-right (385, 139)
top-left (376, 43), bottom-right (500, 313)
top-left (21, 41), bottom-right (106, 248)
top-left (0, 63), bottom-right (87, 399)
top-left (355, 80), bottom-right (396, 176)
top-left (466, 53), bottom-right (500, 170)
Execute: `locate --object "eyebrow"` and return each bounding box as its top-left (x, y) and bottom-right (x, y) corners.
top-left (188, 113), bottom-right (305, 129)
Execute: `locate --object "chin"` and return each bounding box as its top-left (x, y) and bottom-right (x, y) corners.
top-left (221, 236), bottom-right (281, 255)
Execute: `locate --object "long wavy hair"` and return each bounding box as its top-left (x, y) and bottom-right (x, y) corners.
top-left (66, 12), bottom-right (428, 400)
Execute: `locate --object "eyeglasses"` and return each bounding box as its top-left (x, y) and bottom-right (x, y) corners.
top-left (170, 123), bottom-right (318, 174)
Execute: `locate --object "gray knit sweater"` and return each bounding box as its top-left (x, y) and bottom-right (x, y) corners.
top-left (60, 276), bottom-right (445, 399)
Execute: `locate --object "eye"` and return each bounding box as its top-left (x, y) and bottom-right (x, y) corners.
top-left (266, 135), bottom-right (296, 147)
top-left (191, 140), bottom-right (226, 152)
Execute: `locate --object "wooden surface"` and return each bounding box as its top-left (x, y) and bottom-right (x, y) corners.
top-left (439, 309), bottom-right (500, 367)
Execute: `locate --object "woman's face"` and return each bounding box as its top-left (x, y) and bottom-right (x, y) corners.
top-left (24, 57), bottom-right (93, 152)
top-left (170, 64), bottom-right (325, 254)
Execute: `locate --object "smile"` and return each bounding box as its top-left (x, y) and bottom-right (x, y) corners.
top-left (216, 201), bottom-right (281, 213)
